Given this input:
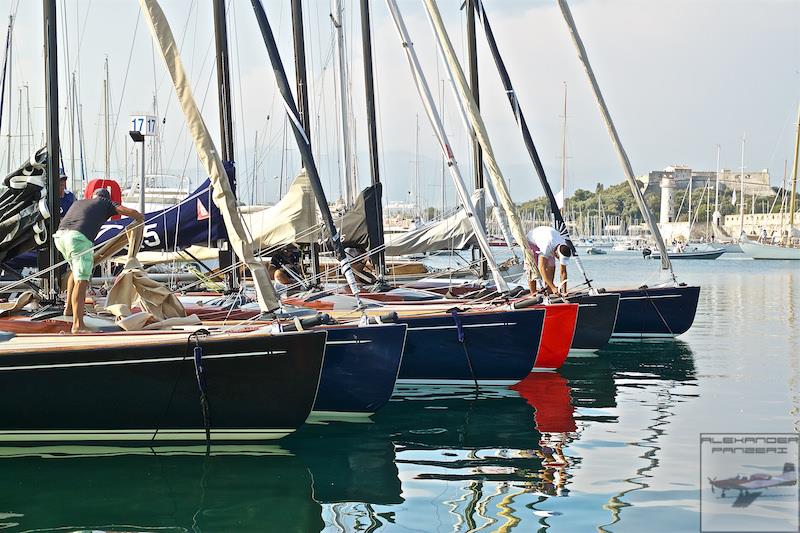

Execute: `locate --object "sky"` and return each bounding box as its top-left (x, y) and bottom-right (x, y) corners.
top-left (0, 0), bottom-right (798, 209)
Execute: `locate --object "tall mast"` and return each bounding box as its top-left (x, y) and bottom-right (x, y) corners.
top-left (5, 14), bottom-right (12, 174)
top-left (359, 0), bottom-right (386, 280)
top-left (291, 0), bottom-right (310, 137)
top-left (557, 0), bottom-right (673, 276)
top-left (560, 82), bottom-right (568, 209)
top-left (250, 0), bottom-right (365, 307)
top-left (0, 15), bottom-right (12, 169)
top-left (472, 0), bottom-right (591, 286)
top-left (739, 134), bottom-right (745, 237)
top-left (386, 0), bottom-right (509, 292)
top-left (713, 144), bottom-right (720, 227)
top-left (466, 0), bottom-right (486, 279)
top-left (103, 57), bottom-right (109, 180)
top-left (213, 0), bottom-right (239, 290)
top-left (332, 0), bottom-right (355, 206)
top-left (291, 0), bottom-right (321, 286)
top-left (789, 103), bottom-right (800, 236)
top-left (213, 0), bottom-right (234, 162)
top-left (43, 0), bottom-right (60, 297)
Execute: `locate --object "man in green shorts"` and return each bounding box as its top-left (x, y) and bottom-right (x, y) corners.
top-left (54, 188), bottom-right (143, 333)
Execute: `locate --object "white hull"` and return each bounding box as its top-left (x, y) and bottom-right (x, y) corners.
top-left (740, 240), bottom-right (800, 260)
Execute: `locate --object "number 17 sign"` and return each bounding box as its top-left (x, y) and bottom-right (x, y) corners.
top-left (130, 115), bottom-right (158, 137)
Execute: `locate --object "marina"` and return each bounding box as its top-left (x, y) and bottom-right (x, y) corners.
top-left (0, 0), bottom-right (796, 531)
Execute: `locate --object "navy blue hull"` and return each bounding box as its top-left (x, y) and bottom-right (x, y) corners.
top-left (396, 309), bottom-right (545, 383)
top-left (612, 285), bottom-right (700, 338)
top-left (313, 323), bottom-right (407, 415)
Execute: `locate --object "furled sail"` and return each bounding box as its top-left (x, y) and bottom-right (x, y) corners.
top-left (422, 0), bottom-right (538, 280)
top-left (139, 0), bottom-right (279, 312)
top-left (385, 190), bottom-right (483, 257)
top-left (0, 149), bottom-right (49, 263)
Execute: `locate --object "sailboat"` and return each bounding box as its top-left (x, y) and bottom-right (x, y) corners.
top-left (469, 0), bottom-right (700, 339)
top-left (0, 0), bottom-right (332, 445)
top-left (741, 103), bottom-right (800, 259)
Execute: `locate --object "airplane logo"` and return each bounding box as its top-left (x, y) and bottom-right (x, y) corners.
top-left (708, 462), bottom-right (797, 508)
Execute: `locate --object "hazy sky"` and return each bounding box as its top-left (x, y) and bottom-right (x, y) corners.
top-left (1, 0), bottom-right (798, 208)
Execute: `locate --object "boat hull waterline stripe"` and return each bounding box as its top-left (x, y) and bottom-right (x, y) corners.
top-left (0, 350), bottom-right (287, 372)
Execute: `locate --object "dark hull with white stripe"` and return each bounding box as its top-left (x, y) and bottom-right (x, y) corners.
top-left (396, 309), bottom-right (544, 384)
top-left (0, 330), bottom-right (327, 444)
top-left (611, 285), bottom-right (701, 338)
top-left (565, 293), bottom-right (620, 350)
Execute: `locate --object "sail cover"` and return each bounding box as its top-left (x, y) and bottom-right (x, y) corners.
top-left (246, 170), bottom-right (318, 249)
top-left (0, 149), bottom-right (49, 264)
top-left (337, 182), bottom-right (383, 251)
top-left (140, 0), bottom-right (279, 312)
top-left (385, 190), bottom-right (482, 256)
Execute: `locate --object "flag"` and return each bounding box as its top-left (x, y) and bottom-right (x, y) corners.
top-left (731, 190), bottom-right (737, 206)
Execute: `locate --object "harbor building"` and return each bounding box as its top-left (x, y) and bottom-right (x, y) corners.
top-left (641, 165), bottom-right (773, 225)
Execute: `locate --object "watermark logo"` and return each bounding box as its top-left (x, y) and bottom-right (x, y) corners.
top-left (701, 433), bottom-right (799, 532)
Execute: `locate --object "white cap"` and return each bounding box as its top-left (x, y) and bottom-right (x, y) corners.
top-left (558, 254), bottom-right (570, 266)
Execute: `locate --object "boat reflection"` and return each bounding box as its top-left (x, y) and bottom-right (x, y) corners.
top-left (0, 341), bottom-right (698, 532)
top-left (0, 445), bottom-right (323, 532)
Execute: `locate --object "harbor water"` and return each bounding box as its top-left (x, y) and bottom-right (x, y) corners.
top-left (1, 253), bottom-right (798, 532)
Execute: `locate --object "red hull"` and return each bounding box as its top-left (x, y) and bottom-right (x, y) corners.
top-left (532, 303), bottom-right (578, 370)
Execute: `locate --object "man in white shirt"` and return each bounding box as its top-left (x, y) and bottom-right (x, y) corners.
top-left (526, 226), bottom-right (572, 296)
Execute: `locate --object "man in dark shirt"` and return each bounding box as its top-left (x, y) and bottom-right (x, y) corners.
top-left (269, 245), bottom-right (301, 285)
top-left (54, 188), bottom-right (143, 333)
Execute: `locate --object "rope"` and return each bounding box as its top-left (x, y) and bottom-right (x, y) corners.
top-left (450, 308), bottom-right (479, 393)
top-left (190, 329), bottom-right (212, 452)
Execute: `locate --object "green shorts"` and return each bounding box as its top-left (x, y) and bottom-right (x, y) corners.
top-left (53, 230), bottom-right (94, 281)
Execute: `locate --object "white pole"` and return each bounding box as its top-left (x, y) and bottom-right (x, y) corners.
top-left (332, 0), bottom-right (355, 206)
top-left (739, 133), bottom-right (745, 238)
top-left (384, 0), bottom-right (508, 292)
top-left (557, 0), bottom-right (674, 277)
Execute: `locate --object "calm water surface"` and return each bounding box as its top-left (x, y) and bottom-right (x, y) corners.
top-left (1, 254), bottom-right (798, 532)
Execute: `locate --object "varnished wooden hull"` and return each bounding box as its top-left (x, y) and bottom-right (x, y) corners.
top-left (0, 329), bottom-right (327, 444)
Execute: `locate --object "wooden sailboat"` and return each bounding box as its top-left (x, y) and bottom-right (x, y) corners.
top-left (471, 0), bottom-right (698, 339)
top-left (0, 0), bottom-right (330, 445)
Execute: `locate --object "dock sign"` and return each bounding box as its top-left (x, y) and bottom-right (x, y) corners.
top-left (130, 114), bottom-right (158, 137)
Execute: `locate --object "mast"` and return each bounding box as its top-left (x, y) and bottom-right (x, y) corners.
top-left (560, 82), bottom-right (568, 210)
top-left (359, 0), bottom-right (386, 281)
top-left (213, 0), bottom-right (239, 290)
top-left (5, 14), bottom-right (12, 174)
top-left (688, 170), bottom-right (692, 236)
top-left (291, 0), bottom-right (321, 287)
top-left (472, 0), bottom-right (591, 286)
top-left (250, 0), bottom-right (365, 307)
top-left (385, 0), bottom-right (509, 292)
top-left (0, 15), bottom-right (12, 161)
top-left (213, 0), bottom-right (234, 162)
top-left (331, 0), bottom-right (356, 206)
top-left (103, 57), bottom-right (109, 180)
top-left (789, 103), bottom-right (800, 236)
top-left (739, 134), bottom-right (745, 237)
top-left (466, 0), bottom-right (486, 279)
top-left (713, 144), bottom-right (720, 228)
top-left (43, 0), bottom-right (60, 297)
top-left (557, 0), bottom-right (674, 276)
